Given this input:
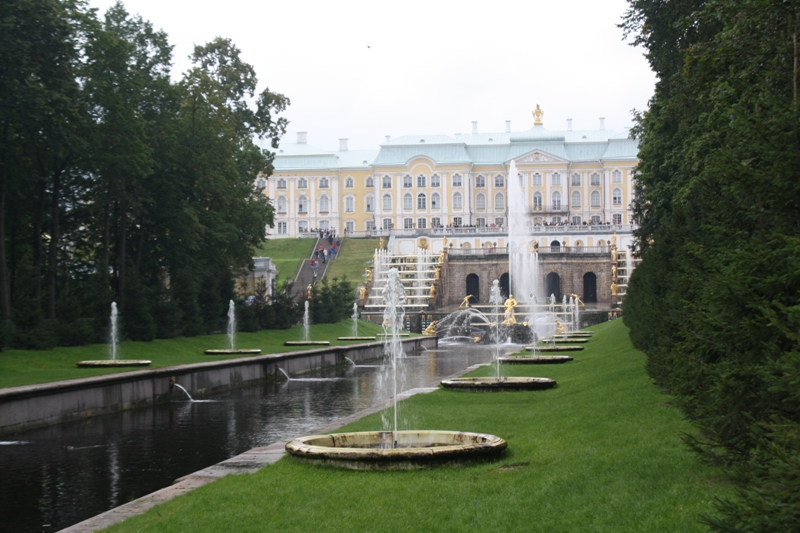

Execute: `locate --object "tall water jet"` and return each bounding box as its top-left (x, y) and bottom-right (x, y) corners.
top-left (227, 300), bottom-right (236, 351)
top-left (303, 300), bottom-right (310, 342)
top-left (351, 302), bottom-right (359, 337)
top-left (109, 302), bottom-right (118, 361)
top-left (489, 279), bottom-right (504, 378)
top-left (284, 299), bottom-right (330, 346)
top-left (381, 268), bottom-right (406, 441)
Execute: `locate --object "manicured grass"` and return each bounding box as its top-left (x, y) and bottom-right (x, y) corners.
top-left (254, 237), bottom-right (315, 281)
top-left (104, 320), bottom-right (733, 533)
top-left (0, 320), bottom-right (390, 389)
top-left (324, 238), bottom-right (379, 285)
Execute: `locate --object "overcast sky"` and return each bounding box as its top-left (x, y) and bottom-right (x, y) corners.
top-left (87, 0), bottom-right (655, 151)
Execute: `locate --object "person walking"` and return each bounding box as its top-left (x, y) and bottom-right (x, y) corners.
top-left (322, 248), bottom-right (328, 264)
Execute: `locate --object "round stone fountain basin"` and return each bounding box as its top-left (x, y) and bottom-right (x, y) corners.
top-left (76, 360), bottom-right (151, 368)
top-left (203, 349), bottom-right (261, 355)
top-left (499, 355), bottom-right (573, 364)
top-left (529, 345), bottom-right (584, 352)
top-left (440, 376), bottom-right (556, 392)
top-left (285, 430), bottom-right (506, 470)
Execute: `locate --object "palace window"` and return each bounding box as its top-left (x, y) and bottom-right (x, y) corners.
top-left (366, 176), bottom-right (374, 187)
top-left (591, 215), bottom-right (601, 224)
top-left (319, 177), bottom-right (329, 188)
top-left (417, 193), bottom-right (427, 210)
top-left (475, 175), bottom-right (486, 188)
top-left (431, 192), bottom-right (440, 209)
top-left (476, 217), bottom-right (486, 227)
top-left (431, 217), bottom-right (441, 227)
top-left (383, 218), bottom-right (393, 230)
top-left (382, 194), bottom-right (392, 211)
top-left (590, 172), bottom-right (601, 186)
top-left (495, 217), bottom-right (504, 226)
top-left (417, 174), bottom-right (426, 188)
top-left (297, 195), bottom-right (308, 213)
top-left (382, 175), bottom-right (392, 189)
top-left (453, 192), bottom-right (463, 209)
top-left (532, 172), bottom-right (542, 186)
top-left (571, 191), bottom-right (581, 208)
top-left (403, 193), bottom-right (413, 210)
top-left (255, 177), bottom-right (266, 189)
top-left (404, 218), bottom-right (414, 229)
top-left (591, 190), bottom-right (601, 207)
top-left (298, 178), bottom-right (308, 189)
top-left (453, 216), bottom-right (463, 226)
top-left (551, 172), bottom-right (561, 186)
top-left (476, 193), bottom-right (486, 210)
top-left (277, 196), bottom-right (287, 213)
top-left (403, 175), bottom-right (413, 188)
top-left (298, 220), bottom-right (308, 232)
top-left (345, 220), bottom-right (355, 234)
top-left (319, 195), bottom-right (330, 213)
top-left (571, 173), bottom-right (581, 186)
top-left (345, 195), bottom-right (355, 213)
top-left (345, 177), bottom-right (354, 188)
top-left (365, 194), bottom-right (374, 212)
top-left (612, 169), bottom-right (622, 183)
top-left (417, 218), bottom-right (427, 229)
top-left (431, 174), bottom-right (441, 187)
top-left (366, 220), bottom-right (375, 231)
top-left (277, 221), bottom-right (287, 234)
top-left (320, 220), bottom-right (330, 231)
top-left (572, 216), bottom-right (582, 225)
top-left (452, 174), bottom-right (462, 187)
top-left (494, 174), bottom-right (504, 188)
top-left (552, 191), bottom-right (562, 210)
top-left (494, 192), bottom-right (504, 210)
top-left (612, 188), bottom-right (622, 206)
top-left (277, 178), bottom-right (287, 189)
top-left (551, 216), bottom-right (561, 224)
top-left (532, 191), bottom-right (543, 210)
top-left (613, 213), bottom-right (623, 224)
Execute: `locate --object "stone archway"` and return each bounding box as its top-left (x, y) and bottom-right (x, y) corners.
top-left (546, 272), bottom-right (561, 301)
top-left (499, 273), bottom-right (509, 299)
top-left (583, 272), bottom-right (597, 303)
top-left (465, 274), bottom-right (480, 304)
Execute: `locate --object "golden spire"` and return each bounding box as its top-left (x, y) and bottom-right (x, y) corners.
top-left (532, 104), bottom-right (544, 125)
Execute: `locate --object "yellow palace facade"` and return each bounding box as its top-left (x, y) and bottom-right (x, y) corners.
top-left (263, 113), bottom-right (638, 242)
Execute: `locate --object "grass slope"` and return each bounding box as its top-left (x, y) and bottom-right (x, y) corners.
top-left (254, 238), bottom-right (315, 282)
top-left (323, 238), bottom-right (380, 285)
top-left (0, 320), bottom-right (390, 389)
top-left (105, 320), bottom-right (732, 533)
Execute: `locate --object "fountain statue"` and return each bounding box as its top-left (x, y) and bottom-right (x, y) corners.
top-left (502, 295), bottom-right (518, 325)
top-left (286, 268), bottom-right (508, 469)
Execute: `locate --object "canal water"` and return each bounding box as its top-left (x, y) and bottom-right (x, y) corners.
top-left (0, 344), bottom-right (498, 532)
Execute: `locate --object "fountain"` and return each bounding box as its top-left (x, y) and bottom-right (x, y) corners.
top-left (205, 300), bottom-right (262, 355)
top-left (77, 302), bottom-right (152, 367)
top-left (338, 301), bottom-right (376, 341)
top-left (285, 300), bottom-right (330, 346)
top-left (286, 268), bottom-right (507, 469)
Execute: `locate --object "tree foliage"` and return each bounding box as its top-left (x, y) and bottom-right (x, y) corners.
top-left (0, 1), bottom-right (291, 347)
top-left (622, 0), bottom-right (800, 529)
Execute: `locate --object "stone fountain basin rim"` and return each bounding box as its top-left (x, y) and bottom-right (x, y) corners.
top-left (440, 376), bottom-right (556, 391)
top-left (283, 341), bottom-right (331, 346)
top-left (527, 345), bottom-right (585, 352)
top-left (285, 430), bottom-right (507, 461)
top-left (336, 336), bottom-right (377, 341)
top-left (76, 360), bottom-right (152, 368)
top-left (499, 355), bottom-right (573, 364)
top-left (203, 349), bottom-right (262, 355)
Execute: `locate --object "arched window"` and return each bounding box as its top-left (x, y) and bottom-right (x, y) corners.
top-left (319, 195), bottom-right (330, 212)
top-left (612, 169), bottom-right (622, 183)
top-left (404, 218), bottom-right (413, 229)
top-left (382, 175), bottom-right (392, 189)
top-left (417, 174), bottom-right (426, 188)
top-left (319, 177), bottom-right (329, 188)
top-left (590, 172), bottom-right (601, 186)
top-left (365, 194), bottom-right (374, 212)
top-left (431, 192), bottom-right (440, 209)
top-left (613, 213), bottom-right (623, 224)
top-left (533, 191), bottom-right (543, 210)
top-left (453, 192), bottom-right (463, 209)
top-left (551, 172), bottom-right (561, 186)
top-left (277, 178), bottom-right (287, 189)
top-left (431, 174), bottom-right (441, 187)
top-left (417, 192), bottom-right (427, 209)
top-left (297, 195), bottom-right (308, 213)
top-left (344, 195), bottom-right (355, 213)
top-left (475, 175), bottom-right (486, 188)
top-left (571, 190), bottom-right (581, 208)
top-left (255, 177), bottom-right (266, 189)
top-left (277, 196), bottom-right (287, 213)
top-left (591, 190), bottom-right (601, 207)
top-left (417, 218), bottom-right (427, 229)
top-left (532, 172), bottom-right (542, 186)
top-left (403, 175), bottom-right (413, 188)
top-left (612, 188), bottom-right (622, 206)
top-left (403, 193), bottom-right (413, 210)
top-left (552, 191), bottom-right (562, 210)
top-left (382, 194), bottom-right (392, 211)
top-left (345, 177), bottom-right (354, 188)
top-left (571, 173), bottom-right (581, 186)
top-left (494, 174), bottom-right (504, 187)
top-left (366, 176), bottom-right (374, 188)
top-left (494, 192), bottom-right (504, 210)
top-left (452, 174), bottom-right (462, 187)
top-left (476, 193), bottom-right (486, 210)
top-left (298, 178), bottom-right (308, 189)
top-left (298, 220), bottom-right (308, 232)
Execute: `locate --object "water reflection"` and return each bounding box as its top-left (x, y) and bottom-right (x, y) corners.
top-left (0, 344), bottom-right (497, 532)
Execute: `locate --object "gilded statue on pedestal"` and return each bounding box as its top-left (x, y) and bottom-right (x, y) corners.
top-left (502, 295), bottom-right (518, 325)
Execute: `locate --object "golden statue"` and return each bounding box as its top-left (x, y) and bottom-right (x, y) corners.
top-left (306, 284), bottom-right (313, 299)
top-left (442, 236), bottom-right (448, 248)
top-left (459, 295), bottom-right (472, 308)
top-left (502, 295), bottom-right (518, 325)
top-left (434, 266), bottom-right (441, 280)
top-left (379, 237), bottom-right (386, 249)
top-left (528, 240), bottom-right (538, 253)
top-left (359, 285), bottom-right (367, 300)
top-left (418, 237), bottom-right (428, 250)
top-left (555, 319), bottom-right (567, 334)
top-left (611, 282), bottom-right (618, 296)
top-left (429, 284), bottom-right (436, 299)
top-left (366, 268), bottom-right (373, 282)
top-left (533, 104), bottom-right (544, 125)
top-left (423, 320), bottom-right (438, 336)
top-left (612, 232), bottom-right (617, 248)
top-left (612, 265), bottom-right (617, 279)
top-left (611, 247), bottom-right (617, 263)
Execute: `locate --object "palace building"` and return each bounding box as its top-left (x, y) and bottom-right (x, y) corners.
top-left (262, 109), bottom-right (639, 310)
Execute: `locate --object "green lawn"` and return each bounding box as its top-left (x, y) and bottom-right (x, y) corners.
top-left (0, 320), bottom-right (390, 389)
top-left (254, 237), bottom-right (316, 282)
top-left (104, 320), bottom-right (733, 533)
top-left (324, 237), bottom-right (379, 285)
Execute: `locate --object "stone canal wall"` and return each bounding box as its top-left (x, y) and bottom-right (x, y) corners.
top-left (0, 337), bottom-right (436, 436)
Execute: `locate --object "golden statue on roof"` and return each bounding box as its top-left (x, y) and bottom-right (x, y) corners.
top-left (533, 104), bottom-right (544, 125)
